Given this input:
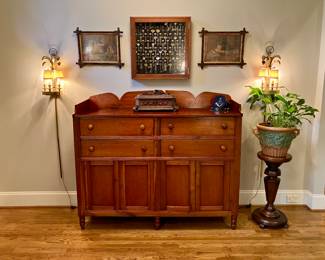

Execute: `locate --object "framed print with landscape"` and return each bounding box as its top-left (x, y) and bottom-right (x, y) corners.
top-left (74, 27), bottom-right (124, 68)
top-left (198, 28), bottom-right (248, 69)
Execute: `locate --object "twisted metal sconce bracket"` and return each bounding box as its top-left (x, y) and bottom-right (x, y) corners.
top-left (42, 47), bottom-right (61, 70)
top-left (261, 45), bottom-right (281, 69)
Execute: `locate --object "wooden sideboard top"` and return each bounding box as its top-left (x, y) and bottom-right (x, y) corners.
top-left (74, 90), bottom-right (242, 117)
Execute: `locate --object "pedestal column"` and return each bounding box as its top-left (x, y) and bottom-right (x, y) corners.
top-left (252, 151), bottom-right (292, 228)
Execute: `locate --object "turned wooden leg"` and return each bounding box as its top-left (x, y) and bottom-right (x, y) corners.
top-left (231, 215), bottom-right (237, 230)
top-left (79, 216), bottom-right (85, 230)
top-left (154, 217), bottom-right (161, 230)
top-left (252, 152), bottom-right (292, 229)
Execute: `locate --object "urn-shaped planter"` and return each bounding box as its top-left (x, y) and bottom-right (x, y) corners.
top-left (254, 123), bottom-right (300, 158)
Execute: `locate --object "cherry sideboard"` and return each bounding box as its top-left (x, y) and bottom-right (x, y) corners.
top-left (73, 91), bottom-right (242, 229)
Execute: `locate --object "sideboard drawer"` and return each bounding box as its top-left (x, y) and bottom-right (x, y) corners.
top-left (161, 140), bottom-right (234, 157)
top-left (161, 118), bottom-right (235, 136)
top-left (80, 118), bottom-right (154, 136)
top-left (81, 140), bottom-right (154, 157)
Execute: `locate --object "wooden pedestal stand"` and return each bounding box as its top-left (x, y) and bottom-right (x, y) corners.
top-left (252, 151), bottom-right (292, 229)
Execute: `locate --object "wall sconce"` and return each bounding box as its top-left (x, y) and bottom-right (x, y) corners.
top-left (259, 45), bottom-right (281, 92)
top-left (41, 48), bottom-right (74, 207)
top-left (42, 48), bottom-right (64, 96)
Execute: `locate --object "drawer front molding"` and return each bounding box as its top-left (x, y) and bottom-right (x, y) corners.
top-left (81, 140), bottom-right (155, 157)
top-left (161, 140), bottom-right (234, 157)
top-left (161, 117), bottom-right (235, 136)
top-left (80, 118), bottom-right (154, 136)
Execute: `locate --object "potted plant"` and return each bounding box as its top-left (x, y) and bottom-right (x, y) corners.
top-left (247, 87), bottom-right (318, 158)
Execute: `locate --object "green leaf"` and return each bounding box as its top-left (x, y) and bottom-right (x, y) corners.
top-left (246, 86), bottom-right (318, 127)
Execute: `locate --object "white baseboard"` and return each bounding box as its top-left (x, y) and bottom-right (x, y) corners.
top-left (0, 190), bottom-right (324, 210)
top-left (303, 190), bottom-right (325, 210)
top-left (240, 189), bottom-right (325, 210)
top-left (0, 191), bottom-right (77, 207)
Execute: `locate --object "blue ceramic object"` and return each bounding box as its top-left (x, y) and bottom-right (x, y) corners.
top-left (210, 95), bottom-right (230, 112)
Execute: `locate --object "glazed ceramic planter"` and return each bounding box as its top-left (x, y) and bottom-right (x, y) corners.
top-left (253, 123), bottom-right (300, 158)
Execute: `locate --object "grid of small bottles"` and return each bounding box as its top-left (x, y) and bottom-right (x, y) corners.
top-left (135, 22), bottom-right (186, 74)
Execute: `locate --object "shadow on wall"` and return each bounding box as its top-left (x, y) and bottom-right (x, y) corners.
top-left (130, 78), bottom-right (194, 90)
top-left (11, 0), bottom-right (71, 53)
top-left (244, 0), bottom-right (320, 51)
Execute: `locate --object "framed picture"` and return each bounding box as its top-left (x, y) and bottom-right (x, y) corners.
top-left (74, 27), bottom-right (124, 68)
top-left (198, 28), bottom-right (248, 69)
top-left (130, 17), bottom-right (191, 80)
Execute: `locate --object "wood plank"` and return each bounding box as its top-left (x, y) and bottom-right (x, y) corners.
top-left (1, 207), bottom-right (325, 259)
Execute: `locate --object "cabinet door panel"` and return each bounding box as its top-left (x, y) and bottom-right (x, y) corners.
top-left (161, 160), bottom-right (195, 211)
top-left (120, 161), bottom-right (154, 210)
top-left (196, 161), bottom-right (230, 211)
top-left (85, 161), bottom-right (118, 210)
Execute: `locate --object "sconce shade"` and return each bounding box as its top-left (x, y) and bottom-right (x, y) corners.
top-left (269, 69), bottom-right (279, 79)
top-left (43, 69), bottom-right (64, 79)
top-left (258, 68), bottom-right (268, 78)
top-left (258, 68), bottom-right (279, 79)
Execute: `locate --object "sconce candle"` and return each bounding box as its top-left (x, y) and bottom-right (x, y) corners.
top-left (42, 69), bottom-right (63, 95)
top-left (258, 68), bottom-right (279, 91)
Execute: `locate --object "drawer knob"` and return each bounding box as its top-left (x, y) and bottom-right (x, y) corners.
top-left (88, 145), bottom-right (95, 152)
top-left (168, 145), bottom-right (175, 152)
top-left (88, 124), bottom-right (94, 130)
top-left (141, 146), bottom-right (147, 152)
top-left (168, 123), bottom-right (174, 130)
top-left (140, 124), bottom-right (145, 131)
top-left (220, 145), bottom-right (227, 152)
top-left (221, 123), bottom-right (228, 130)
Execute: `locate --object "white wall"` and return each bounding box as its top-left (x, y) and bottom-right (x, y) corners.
top-left (0, 0), bottom-right (323, 206)
top-left (304, 0), bottom-right (325, 197)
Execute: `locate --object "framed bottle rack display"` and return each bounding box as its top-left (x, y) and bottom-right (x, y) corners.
top-left (130, 17), bottom-right (191, 80)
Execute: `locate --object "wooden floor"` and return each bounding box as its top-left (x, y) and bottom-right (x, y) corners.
top-left (0, 206), bottom-right (324, 259)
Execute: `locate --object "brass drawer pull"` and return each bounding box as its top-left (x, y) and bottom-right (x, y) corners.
top-left (141, 146), bottom-right (147, 152)
top-left (88, 145), bottom-right (95, 152)
top-left (221, 123), bottom-right (228, 130)
top-left (168, 145), bottom-right (175, 152)
top-left (168, 123), bottom-right (174, 130)
top-left (88, 124), bottom-right (94, 131)
top-left (220, 145), bottom-right (227, 152)
top-left (140, 124), bottom-right (145, 131)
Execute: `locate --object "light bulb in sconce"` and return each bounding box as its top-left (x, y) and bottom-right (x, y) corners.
top-left (41, 48), bottom-right (64, 97)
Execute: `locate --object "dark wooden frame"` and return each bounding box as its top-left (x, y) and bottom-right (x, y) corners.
top-left (198, 28), bottom-right (248, 69)
top-left (74, 27), bottom-right (124, 68)
top-left (130, 17), bottom-right (191, 80)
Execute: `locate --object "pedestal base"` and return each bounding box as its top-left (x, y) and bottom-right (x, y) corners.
top-left (252, 207), bottom-right (288, 229)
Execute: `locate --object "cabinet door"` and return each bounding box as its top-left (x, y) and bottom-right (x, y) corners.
top-left (160, 160), bottom-right (196, 211)
top-left (84, 161), bottom-right (119, 211)
top-left (195, 161), bottom-right (230, 211)
top-left (119, 161), bottom-right (154, 211)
